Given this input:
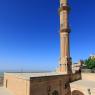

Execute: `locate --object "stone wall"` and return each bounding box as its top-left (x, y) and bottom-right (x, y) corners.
top-left (4, 73), bottom-right (81, 95)
top-left (4, 73), bottom-right (30, 95)
top-left (82, 73), bottom-right (95, 81)
top-left (4, 73), bottom-right (72, 95)
top-left (30, 75), bottom-right (71, 95)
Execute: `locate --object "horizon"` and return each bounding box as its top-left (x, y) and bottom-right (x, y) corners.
top-left (0, 0), bottom-right (95, 71)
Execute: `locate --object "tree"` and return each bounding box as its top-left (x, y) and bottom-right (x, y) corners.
top-left (84, 57), bottom-right (95, 69)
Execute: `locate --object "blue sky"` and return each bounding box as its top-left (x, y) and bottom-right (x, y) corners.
top-left (0, 0), bottom-right (95, 71)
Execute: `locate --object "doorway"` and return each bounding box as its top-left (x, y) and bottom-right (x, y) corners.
top-left (52, 90), bottom-right (59, 95)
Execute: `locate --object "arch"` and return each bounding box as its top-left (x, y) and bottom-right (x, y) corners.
top-left (72, 90), bottom-right (84, 95)
top-left (52, 90), bottom-right (59, 95)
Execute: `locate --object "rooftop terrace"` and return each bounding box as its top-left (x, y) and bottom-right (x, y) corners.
top-left (4, 72), bottom-right (67, 80)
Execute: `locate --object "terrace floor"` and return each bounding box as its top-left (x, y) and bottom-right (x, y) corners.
top-left (70, 73), bottom-right (95, 95)
top-left (0, 87), bottom-right (13, 95)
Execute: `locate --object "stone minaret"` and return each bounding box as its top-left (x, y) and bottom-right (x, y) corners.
top-left (58, 0), bottom-right (72, 74)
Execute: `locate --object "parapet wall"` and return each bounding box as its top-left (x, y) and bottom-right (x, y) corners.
top-left (30, 74), bottom-right (71, 95)
top-left (82, 73), bottom-right (95, 81)
top-left (70, 72), bottom-right (82, 82)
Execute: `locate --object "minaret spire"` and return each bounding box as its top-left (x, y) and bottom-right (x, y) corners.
top-left (58, 0), bottom-right (72, 74)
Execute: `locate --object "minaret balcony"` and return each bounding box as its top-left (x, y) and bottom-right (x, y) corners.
top-left (60, 28), bottom-right (71, 33)
top-left (59, 5), bottom-right (70, 13)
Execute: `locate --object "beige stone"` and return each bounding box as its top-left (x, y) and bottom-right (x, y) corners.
top-left (4, 72), bottom-right (81, 95)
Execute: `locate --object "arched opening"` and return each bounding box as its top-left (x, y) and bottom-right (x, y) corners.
top-left (52, 90), bottom-right (59, 95)
top-left (72, 90), bottom-right (84, 95)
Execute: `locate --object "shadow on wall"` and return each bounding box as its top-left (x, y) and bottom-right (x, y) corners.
top-left (72, 90), bottom-right (84, 95)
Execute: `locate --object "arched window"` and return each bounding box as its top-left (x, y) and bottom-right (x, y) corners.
top-left (52, 90), bottom-right (59, 95)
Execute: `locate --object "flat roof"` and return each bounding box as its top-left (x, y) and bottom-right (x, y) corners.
top-left (4, 72), bottom-right (67, 80)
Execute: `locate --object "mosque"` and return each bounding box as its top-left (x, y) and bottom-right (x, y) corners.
top-left (4, 0), bottom-right (81, 95)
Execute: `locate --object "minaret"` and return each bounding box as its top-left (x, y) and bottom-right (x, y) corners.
top-left (58, 0), bottom-right (72, 74)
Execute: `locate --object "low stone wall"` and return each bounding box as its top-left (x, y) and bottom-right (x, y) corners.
top-left (82, 69), bottom-right (95, 73)
top-left (82, 73), bottom-right (95, 81)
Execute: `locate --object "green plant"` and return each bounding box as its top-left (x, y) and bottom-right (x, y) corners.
top-left (84, 57), bottom-right (95, 69)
